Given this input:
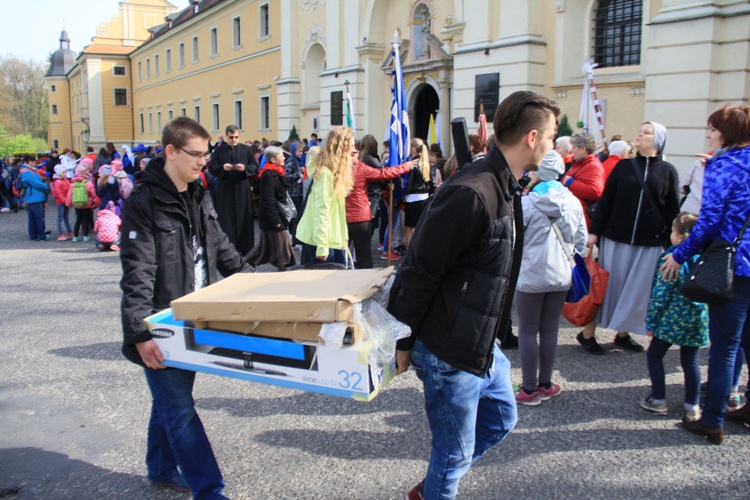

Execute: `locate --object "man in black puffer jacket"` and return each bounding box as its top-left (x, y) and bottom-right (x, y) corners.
top-left (120, 117), bottom-right (251, 499)
top-left (389, 92), bottom-right (560, 500)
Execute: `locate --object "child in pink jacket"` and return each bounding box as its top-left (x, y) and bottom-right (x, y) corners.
top-left (94, 201), bottom-right (121, 251)
top-left (51, 165), bottom-right (72, 240)
top-left (66, 161), bottom-right (100, 242)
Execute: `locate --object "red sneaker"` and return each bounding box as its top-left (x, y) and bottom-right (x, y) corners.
top-left (515, 387), bottom-right (542, 406)
top-left (380, 250), bottom-right (401, 261)
top-left (406, 481), bottom-right (424, 500)
top-left (537, 383), bottom-right (562, 401)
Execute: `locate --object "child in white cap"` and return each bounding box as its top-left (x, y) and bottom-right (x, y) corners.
top-left (514, 150), bottom-right (588, 406)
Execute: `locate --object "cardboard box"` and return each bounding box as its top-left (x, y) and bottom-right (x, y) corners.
top-left (191, 320), bottom-right (363, 345)
top-left (170, 268), bottom-right (393, 323)
top-left (145, 309), bottom-right (397, 401)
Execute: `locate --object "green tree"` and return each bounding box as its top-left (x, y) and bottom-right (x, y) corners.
top-left (557, 114), bottom-right (573, 138)
top-left (288, 125), bottom-right (300, 142)
top-left (0, 133), bottom-right (48, 158)
top-left (0, 56), bottom-right (49, 140)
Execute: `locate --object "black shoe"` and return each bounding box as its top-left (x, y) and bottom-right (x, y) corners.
top-left (576, 331), bottom-right (605, 355)
top-left (500, 333), bottom-right (518, 350)
top-left (614, 334), bottom-right (644, 353)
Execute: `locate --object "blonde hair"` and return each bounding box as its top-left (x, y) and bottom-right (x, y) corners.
top-left (316, 127), bottom-right (354, 198)
top-left (306, 145), bottom-right (321, 176)
top-left (411, 138), bottom-right (431, 181)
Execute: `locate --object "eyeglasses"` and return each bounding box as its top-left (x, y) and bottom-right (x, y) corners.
top-left (176, 145), bottom-right (211, 161)
top-left (226, 135), bottom-right (239, 139)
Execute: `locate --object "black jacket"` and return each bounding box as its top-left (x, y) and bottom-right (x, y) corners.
top-left (120, 157), bottom-right (252, 366)
top-left (405, 166), bottom-right (432, 195)
top-left (388, 145), bottom-right (523, 376)
top-left (257, 169), bottom-right (286, 231)
top-left (207, 142), bottom-right (259, 254)
top-left (362, 153), bottom-right (383, 200)
top-left (590, 154), bottom-right (679, 247)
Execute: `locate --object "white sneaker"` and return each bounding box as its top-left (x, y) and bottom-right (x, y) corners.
top-left (0, 207), bottom-right (9, 212)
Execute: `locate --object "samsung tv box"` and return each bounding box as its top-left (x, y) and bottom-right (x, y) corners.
top-left (145, 309), bottom-right (396, 401)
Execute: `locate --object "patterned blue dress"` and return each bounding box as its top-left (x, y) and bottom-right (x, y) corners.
top-left (645, 246), bottom-right (709, 347)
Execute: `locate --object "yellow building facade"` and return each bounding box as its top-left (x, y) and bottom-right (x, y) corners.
top-left (47, 0), bottom-right (749, 174)
top-left (130, 0), bottom-right (281, 143)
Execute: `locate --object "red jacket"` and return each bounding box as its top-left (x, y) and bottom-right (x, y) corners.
top-left (563, 154), bottom-right (604, 227)
top-left (345, 161), bottom-right (412, 223)
top-left (601, 154), bottom-right (622, 181)
top-left (51, 178), bottom-right (70, 205)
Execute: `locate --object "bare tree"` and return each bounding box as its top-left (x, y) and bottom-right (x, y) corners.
top-left (0, 56), bottom-right (49, 140)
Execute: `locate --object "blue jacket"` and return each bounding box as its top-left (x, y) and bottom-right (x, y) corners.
top-left (673, 146), bottom-right (750, 277)
top-left (20, 167), bottom-right (49, 204)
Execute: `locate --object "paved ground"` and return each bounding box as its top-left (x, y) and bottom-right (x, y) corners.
top-left (0, 206), bottom-right (748, 499)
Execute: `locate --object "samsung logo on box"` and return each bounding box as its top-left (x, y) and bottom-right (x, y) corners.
top-left (151, 328), bottom-right (176, 339)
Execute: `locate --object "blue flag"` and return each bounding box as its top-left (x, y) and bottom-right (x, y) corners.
top-left (389, 35), bottom-right (410, 167)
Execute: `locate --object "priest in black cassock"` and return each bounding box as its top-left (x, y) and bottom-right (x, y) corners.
top-left (208, 124), bottom-right (258, 255)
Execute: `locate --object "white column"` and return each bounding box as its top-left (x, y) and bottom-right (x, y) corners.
top-left (646, 1), bottom-right (750, 174)
top-left (325, 0), bottom-right (340, 68)
top-left (277, 0), bottom-right (299, 138)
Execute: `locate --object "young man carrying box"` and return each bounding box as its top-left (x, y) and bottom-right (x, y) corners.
top-left (120, 117), bottom-right (252, 498)
top-left (389, 91), bottom-right (560, 499)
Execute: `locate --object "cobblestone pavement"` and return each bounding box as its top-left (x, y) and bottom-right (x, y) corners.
top-left (0, 207), bottom-right (748, 499)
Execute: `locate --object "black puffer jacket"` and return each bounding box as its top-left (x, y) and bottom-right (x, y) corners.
top-left (120, 157), bottom-right (252, 366)
top-left (388, 145), bottom-right (523, 376)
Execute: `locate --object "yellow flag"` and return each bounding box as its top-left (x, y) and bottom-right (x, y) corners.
top-left (428, 113), bottom-right (437, 145)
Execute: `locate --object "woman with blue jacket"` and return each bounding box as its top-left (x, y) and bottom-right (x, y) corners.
top-left (661, 105), bottom-right (750, 444)
top-left (19, 155), bottom-right (50, 241)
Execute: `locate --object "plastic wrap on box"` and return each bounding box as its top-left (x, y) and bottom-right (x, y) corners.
top-left (319, 274), bottom-right (411, 366)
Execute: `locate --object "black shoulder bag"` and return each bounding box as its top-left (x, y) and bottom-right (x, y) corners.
top-left (680, 213), bottom-right (750, 305)
top-left (630, 158), bottom-right (667, 243)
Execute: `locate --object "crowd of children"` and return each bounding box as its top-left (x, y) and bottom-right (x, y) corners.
top-left (0, 146), bottom-right (148, 251)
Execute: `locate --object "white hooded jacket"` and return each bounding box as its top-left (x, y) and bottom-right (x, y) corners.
top-left (517, 180), bottom-right (588, 293)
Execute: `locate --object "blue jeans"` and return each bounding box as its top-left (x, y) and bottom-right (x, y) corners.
top-left (411, 339), bottom-right (517, 500)
top-left (646, 337), bottom-right (700, 405)
top-left (300, 243), bottom-right (346, 266)
top-left (143, 368), bottom-right (225, 499)
top-left (56, 203), bottom-right (72, 235)
top-left (703, 276), bottom-right (750, 428)
top-left (26, 202), bottom-right (45, 240)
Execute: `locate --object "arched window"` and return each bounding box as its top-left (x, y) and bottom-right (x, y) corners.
top-left (593, 0), bottom-right (642, 68)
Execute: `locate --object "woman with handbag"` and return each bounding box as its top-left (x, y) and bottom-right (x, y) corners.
top-left (245, 146), bottom-right (296, 271)
top-left (582, 122), bottom-right (680, 355)
top-left (515, 151), bottom-right (588, 406)
top-left (660, 105), bottom-right (750, 444)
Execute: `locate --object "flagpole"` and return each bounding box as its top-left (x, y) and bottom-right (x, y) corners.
top-left (385, 28), bottom-right (411, 265)
top-left (388, 181), bottom-right (394, 266)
